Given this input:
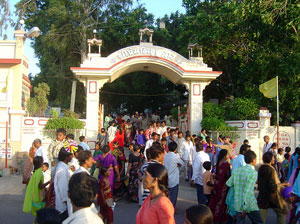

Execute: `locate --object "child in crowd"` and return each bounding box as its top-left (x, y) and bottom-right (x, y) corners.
top-left (66, 133), bottom-right (75, 141)
top-left (184, 204), bottom-right (213, 224)
top-left (78, 136), bottom-right (90, 151)
top-left (23, 156), bottom-right (50, 216)
top-left (99, 167), bottom-right (114, 224)
top-left (206, 146), bottom-right (215, 167)
top-left (35, 208), bottom-right (61, 224)
top-left (283, 153), bottom-right (290, 179)
top-left (137, 129), bottom-right (146, 153)
top-left (203, 161), bottom-right (214, 205)
top-left (69, 147), bottom-right (82, 173)
top-left (42, 162), bottom-right (51, 190)
top-left (277, 148), bottom-right (285, 181)
top-left (112, 141), bottom-right (119, 159)
top-left (47, 128), bottom-right (66, 173)
top-left (128, 143), bottom-right (134, 154)
top-left (161, 137), bottom-right (168, 152)
top-left (285, 147), bottom-right (292, 162)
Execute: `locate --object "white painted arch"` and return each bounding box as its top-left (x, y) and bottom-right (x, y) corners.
top-left (71, 44), bottom-right (222, 137)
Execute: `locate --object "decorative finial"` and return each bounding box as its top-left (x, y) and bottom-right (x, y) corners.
top-left (88, 30), bottom-right (102, 55)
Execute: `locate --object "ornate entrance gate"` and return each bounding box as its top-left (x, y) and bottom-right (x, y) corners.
top-left (71, 29), bottom-right (222, 137)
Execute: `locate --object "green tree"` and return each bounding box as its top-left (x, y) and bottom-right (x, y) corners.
top-left (182, 0), bottom-right (300, 125)
top-left (26, 82), bottom-right (50, 116)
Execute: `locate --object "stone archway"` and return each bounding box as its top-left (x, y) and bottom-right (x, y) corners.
top-left (71, 34), bottom-right (222, 137)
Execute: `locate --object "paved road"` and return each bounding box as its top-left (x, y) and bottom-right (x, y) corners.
top-left (0, 174), bottom-right (197, 224)
top-left (0, 174), bottom-right (278, 224)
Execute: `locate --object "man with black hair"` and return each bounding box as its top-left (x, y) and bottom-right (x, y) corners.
top-left (63, 173), bottom-right (104, 224)
top-left (74, 151), bottom-right (94, 175)
top-left (54, 148), bottom-right (72, 221)
top-left (191, 143), bottom-right (210, 204)
top-left (226, 150), bottom-right (263, 223)
top-left (164, 142), bottom-right (184, 208)
top-left (144, 132), bottom-right (159, 158)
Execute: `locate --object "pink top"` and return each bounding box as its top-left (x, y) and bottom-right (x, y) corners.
top-left (136, 195), bottom-right (175, 224)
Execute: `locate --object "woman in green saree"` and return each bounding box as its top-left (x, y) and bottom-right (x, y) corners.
top-left (23, 156), bottom-right (50, 217)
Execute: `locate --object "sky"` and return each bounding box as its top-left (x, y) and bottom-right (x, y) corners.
top-left (6, 0), bottom-right (185, 76)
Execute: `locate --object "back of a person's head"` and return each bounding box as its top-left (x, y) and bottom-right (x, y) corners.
top-left (244, 150), bottom-right (256, 164)
top-left (195, 143), bottom-right (204, 152)
top-left (146, 163), bottom-right (169, 195)
top-left (263, 152), bottom-right (273, 164)
top-left (77, 151), bottom-right (92, 166)
top-left (285, 147), bottom-right (291, 153)
top-left (284, 153), bottom-right (290, 160)
top-left (168, 142), bottom-right (177, 152)
top-left (58, 148), bottom-right (71, 162)
top-left (239, 144), bottom-right (248, 155)
top-left (68, 172), bottom-right (98, 208)
top-left (35, 208), bottom-right (61, 224)
top-left (203, 161), bottom-right (211, 171)
top-left (33, 156), bottom-right (43, 171)
top-left (133, 144), bottom-right (140, 152)
top-left (79, 136), bottom-right (85, 142)
top-left (185, 204), bottom-right (213, 224)
top-left (149, 146), bottom-right (164, 160)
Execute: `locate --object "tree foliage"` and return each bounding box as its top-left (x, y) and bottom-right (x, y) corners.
top-left (182, 0), bottom-right (300, 125)
top-left (26, 82), bottom-right (50, 116)
top-left (44, 117), bottom-right (84, 130)
top-left (16, 0), bottom-right (300, 125)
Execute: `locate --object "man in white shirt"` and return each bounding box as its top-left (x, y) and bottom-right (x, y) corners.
top-left (262, 135), bottom-right (273, 155)
top-left (63, 172), bottom-right (104, 224)
top-left (144, 132), bottom-right (159, 157)
top-left (164, 142), bottom-right (184, 208)
top-left (191, 143), bottom-right (210, 204)
top-left (180, 134), bottom-right (194, 181)
top-left (161, 121), bottom-right (168, 137)
top-left (54, 149), bottom-right (72, 221)
top-left (107, 122), bottom-right (117, 143)
top-left (156, 122), bottom-right (162, 139)
top-left (73, 151), bottom-right (94, 175)
top-left (34, 139), bottom-right (49, 164)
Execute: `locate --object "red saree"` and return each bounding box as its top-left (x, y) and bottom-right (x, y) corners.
top-left (209, 161), bottom-right (231, 223)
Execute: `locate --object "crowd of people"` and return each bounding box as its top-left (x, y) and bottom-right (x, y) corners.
top-left (21, 111), bottom-right (300, 224)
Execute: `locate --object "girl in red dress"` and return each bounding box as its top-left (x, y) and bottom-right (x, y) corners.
top-left (99, 167), bottom-right (114, 224)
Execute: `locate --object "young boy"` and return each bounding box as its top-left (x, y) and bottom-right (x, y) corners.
top-left (42, 162), bottom-right (51, 190)
top-left (99, 167), bottom-right (114, 224)
top-left (137, 129), bottom-right (146, 153)
top-left (277, 148), bottom-right (285, 181)
top-left (206, 146), bottom-right (215, 167)
top-left (203, 161), bottom-right (214, 205)
top-left (78, 136), bottom-right (90, 151)
top-left (47, 128), bottom-right (67, 174)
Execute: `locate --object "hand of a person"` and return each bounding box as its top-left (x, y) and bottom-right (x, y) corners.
top-left (116, 175), bottom-right (120, 182)
top-left (177, 163), bottom-right (182, 167)
top-left (51, 161), bottom-right (55, 167)
top-left (190, 180), bottom-right (195, 186)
